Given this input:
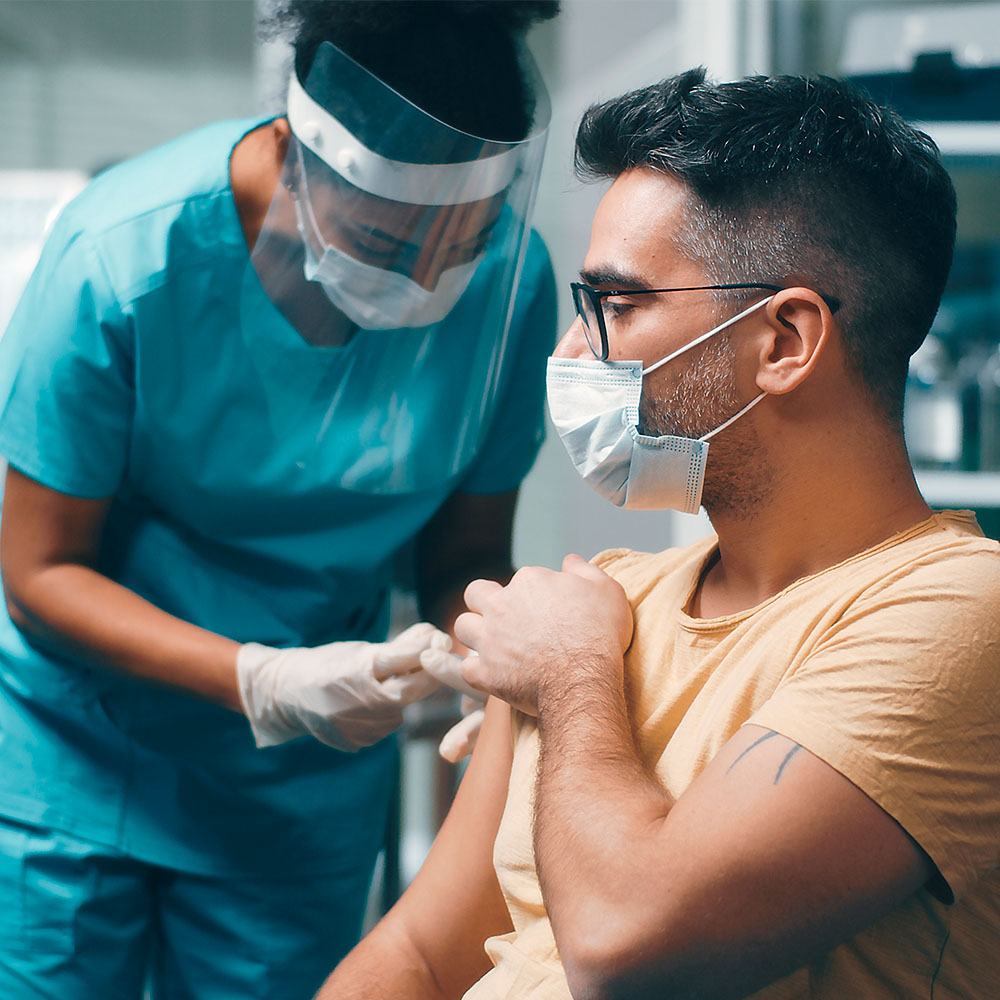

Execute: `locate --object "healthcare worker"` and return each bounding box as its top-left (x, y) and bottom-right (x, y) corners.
top-left (0, 1), bottom-right (558, 997)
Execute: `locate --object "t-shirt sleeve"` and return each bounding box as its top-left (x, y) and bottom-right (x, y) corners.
top-left (458, 229), bottom-right (557, 495)
top-left (749, 548), bottom-right (1000, 903)
top-left (0, 217), bottom-right (134, 498)
top-left (592, 547), bottom-right (642, 572)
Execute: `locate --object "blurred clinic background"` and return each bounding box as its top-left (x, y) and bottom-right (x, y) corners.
top-left (2, 0), bottom-right (999, 902)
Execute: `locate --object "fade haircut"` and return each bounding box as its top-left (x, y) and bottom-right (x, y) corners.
top-left (575, 68), bottom-right (958, 425)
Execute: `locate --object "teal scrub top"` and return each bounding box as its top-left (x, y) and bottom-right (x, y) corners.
top-left (0, 118), bottom-right (556, 877)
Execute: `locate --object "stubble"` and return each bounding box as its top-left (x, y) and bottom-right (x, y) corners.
top-left (638, 333), bottom-right (775, 518)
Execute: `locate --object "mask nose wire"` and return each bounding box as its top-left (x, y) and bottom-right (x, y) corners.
top-left (642, 294), bottom-right (775, 376)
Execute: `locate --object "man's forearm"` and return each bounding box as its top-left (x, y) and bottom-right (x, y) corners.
top-left (532, 667), bottom-right (677, 993)
top-left (456, 558), bottom-right (935, 999)
top-left (534, 697), bottom-right (934, 1000)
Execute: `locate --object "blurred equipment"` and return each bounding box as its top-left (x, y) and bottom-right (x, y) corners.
top-left (841, 3), bottom-right (1000, 121)
top-left (843, 4), bottom-right (1000, 480)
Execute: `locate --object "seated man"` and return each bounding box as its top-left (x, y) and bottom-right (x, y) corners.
top-left (317, 69), bottom-right (1000, 999)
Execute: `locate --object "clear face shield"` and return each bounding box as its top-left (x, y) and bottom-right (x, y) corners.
top-left (241, 41), bottom-right (550, 494)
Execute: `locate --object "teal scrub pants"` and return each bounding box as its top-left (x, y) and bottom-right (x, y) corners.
top-left (0, 816), bottom-right (373, 1000)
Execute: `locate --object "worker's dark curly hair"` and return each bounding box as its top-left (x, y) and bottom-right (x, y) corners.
top-left (264, 1), bottom-right (558, 142)
top-left (576, 68), bottom-right (958, 426)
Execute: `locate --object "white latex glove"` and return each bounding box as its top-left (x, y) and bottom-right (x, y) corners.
top-left (438, 696), bottom-right (486, 763)
top-left (420, 647), bottom-right (487, 763)
top-left (237, 622), bottom-right (450, 752)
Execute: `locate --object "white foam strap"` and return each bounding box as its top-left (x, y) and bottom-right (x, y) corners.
top-left (287, 71), bottom-right (521, 206)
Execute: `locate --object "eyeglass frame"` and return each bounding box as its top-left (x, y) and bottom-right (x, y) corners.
top-left (569, 281), bottom-right (842, 361)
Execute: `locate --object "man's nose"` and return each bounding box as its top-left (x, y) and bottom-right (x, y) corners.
top-left (552, 315), bottom-right (593, 359)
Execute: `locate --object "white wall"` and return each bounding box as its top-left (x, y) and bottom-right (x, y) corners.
top-left (0, 0), bottom-right (259, 338)
top-left (0, 0), bottom-right (260, 338)
top-left (0, 0), bottom-right (257, 173)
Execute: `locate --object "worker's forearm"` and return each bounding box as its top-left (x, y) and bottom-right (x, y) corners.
top-left (6, 561), bottom-right (242, 709)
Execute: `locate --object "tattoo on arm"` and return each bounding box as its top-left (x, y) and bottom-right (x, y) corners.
top-left (773, 745), bottom-right (803, 784)
top-left (726, 730), bottom-right (803, 785)
top-left (726, 731), bottom-right (779, 773)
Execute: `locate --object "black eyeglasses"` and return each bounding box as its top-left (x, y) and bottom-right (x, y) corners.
top-left (570, 281), bottom-right (841, 361)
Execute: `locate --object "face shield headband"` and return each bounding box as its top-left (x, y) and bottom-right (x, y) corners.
top-left (286, 69), bottom-right (522, 206)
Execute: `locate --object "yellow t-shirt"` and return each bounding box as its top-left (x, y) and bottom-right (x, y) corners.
top-left (465, 511), bottom-right (1000, 1000)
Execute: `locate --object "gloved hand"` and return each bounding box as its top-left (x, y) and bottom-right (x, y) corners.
top-left (420, 647), bottom-right (487, 763)
top-left (438, 696), bottom-right (486, 763)
top-left (237, 622), bottom-right (450, 752)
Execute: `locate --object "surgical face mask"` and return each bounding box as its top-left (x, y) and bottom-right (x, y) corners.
top-left (293, 172), bottom-right (481, 331)
top-left (546, 296), bottom-right (774, 513)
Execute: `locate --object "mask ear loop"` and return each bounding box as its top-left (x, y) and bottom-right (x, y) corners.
top-left (643, 294), bottom-right (776, 376)
top-left (636, 293), bottom-right (775, 441)
top-left (700, 390), bottom-right (767, 442)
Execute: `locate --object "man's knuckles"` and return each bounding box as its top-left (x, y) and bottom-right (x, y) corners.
top-left (462, 577), bottom-right (503, 612)
top-left (459, 653), bottom-right (489, 693)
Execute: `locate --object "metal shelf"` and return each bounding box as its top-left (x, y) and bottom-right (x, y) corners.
top-left (915, 470), bottom-right (1000, 507)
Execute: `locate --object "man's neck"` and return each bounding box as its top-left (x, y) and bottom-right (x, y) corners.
top-left (691, 437), bottom-right (932, 619)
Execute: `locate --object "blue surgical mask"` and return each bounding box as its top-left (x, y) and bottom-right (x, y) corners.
top-left (546, 296), bottom-right (773, 513)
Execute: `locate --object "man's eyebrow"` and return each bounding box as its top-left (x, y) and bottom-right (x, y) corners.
top-left (579, 265), bottom-right (649, 289)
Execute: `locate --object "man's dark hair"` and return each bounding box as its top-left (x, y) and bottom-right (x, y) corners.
top-left (266, 1), bottom-right (558, 144)
top-left (575, 68), bottom-right (958, 425)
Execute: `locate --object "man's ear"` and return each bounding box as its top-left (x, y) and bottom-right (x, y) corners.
top-left (754, 287), bottom-right (835, 395)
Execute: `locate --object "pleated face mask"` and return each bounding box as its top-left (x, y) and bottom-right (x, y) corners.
top-left (546, 296), bottom-right (773, 514)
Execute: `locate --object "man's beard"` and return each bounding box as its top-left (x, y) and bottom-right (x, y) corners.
top-left (637, 334), bottom-right (773, 517)
top-left (638, 334), bottom-right (740, 438)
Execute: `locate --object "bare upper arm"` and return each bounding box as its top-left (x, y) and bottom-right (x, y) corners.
top-left (355, 696), bottom-right (515, 996)
top-left (1, 464), bottom-right (111, 610)
top-left (581, 724), bottom-right (933, 998)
